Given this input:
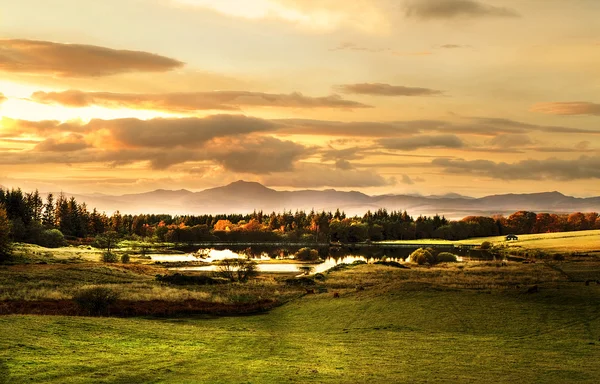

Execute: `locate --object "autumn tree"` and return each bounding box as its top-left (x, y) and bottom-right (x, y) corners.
top-left (0, 206), bottom-right (11, 261)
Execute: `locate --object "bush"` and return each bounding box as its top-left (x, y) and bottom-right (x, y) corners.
top-left (552, 253), bottom-right (565, 261)
top-left (436, 252), bottom-right (458, 263)
top-left (156, 273), bottom-right (225, 285)
top-left (374, 260), bottom-right (410, 269)
top-left (121, 253), bottom-right (130, 263)
top-left (295, 247), bottom-right (320, 261)
top-left (37, 229), bottom-right (67, 248)
top-left (409, 248), bottom-right (435, 265)
top-left (102, 251), bottom-right (118, 263)
top-left (480, 241), bottom-right (492, 250)
top-left (216, 258), bottom-right (258, 282)
top-left (73, 286), bottom-right (119, 316)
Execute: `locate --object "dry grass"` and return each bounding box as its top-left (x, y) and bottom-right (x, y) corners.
top-left (324, 261), bottom-right (569, 293)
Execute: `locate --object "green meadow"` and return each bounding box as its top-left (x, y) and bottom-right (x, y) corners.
top-left (1, 231), bottom-right (600, 383)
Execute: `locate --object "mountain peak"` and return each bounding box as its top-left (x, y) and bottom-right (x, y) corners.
top-left (205, 180), bottom-right (277, 195)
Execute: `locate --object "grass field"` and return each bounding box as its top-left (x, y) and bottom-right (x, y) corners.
top-left (2, 233), bottom-right (600, 383)
top-left (1, 262), bottom-right (600, 383)
top-left (380, 229), bottom-right (600, 253)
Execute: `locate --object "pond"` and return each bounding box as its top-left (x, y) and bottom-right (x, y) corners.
top-left (151, 244), bottom-right (493, 273)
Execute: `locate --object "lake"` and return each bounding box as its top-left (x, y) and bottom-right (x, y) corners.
top-left (150, 244), bottom-right (493, 273)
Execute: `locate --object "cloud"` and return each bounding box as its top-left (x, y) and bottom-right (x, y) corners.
top-left (0, 39), bottom-right (183, 77)
top-left (0, 93), bottom-right (6, 104)
top-left (404, 0), bottom-right (519, 20)
top-left (87, 115), bottom-right (277, 148)
top-left (0, 115), bottom-right (314, 172)
top-left (209, 136), bottom-right (309, 174)
top-left (438, 44), bottom-right (469, 49)
top-left (432, 156), bottom-right (600, 180)
top-left (261, 163), bottom-right (395, 188)
top-left (336, 83), bottom-right (443, 96)
top-left (530, 102), bottom-right (600, 116)
top-left (276, 119), bottom-right (424, 136)
top-left (487, 134), bottom-right (534, 148)
top-left (400, 174), bottom-right (416, 185)
top-left (30, 90), bottom-right (370, 111)
top-left (34, 134), bottom-right (90, 152)
top-left (1, 114), bottom-right (277, 149)
top-left (379, 135), bottom-right (465, 151)
top-left (173, 0), bottom-right (390, 33)
top-left (329, 42), bottom-right (390, 53)
top-left (335, 159), bottom-right (354, 170)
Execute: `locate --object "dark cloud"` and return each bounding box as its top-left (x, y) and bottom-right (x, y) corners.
top-left (0, 116), bottom-right (313, 173)
top-left (2, 115), bottom-right (276, 149)
top-left (30, 89), bottom-right (370, 111)
top-left (34, 134), bottom-right (90, 152)
top-left (336, 83), bottom-right (443, 96)
top-left (87, 115), bottom-right (276, 148)
top-left (400, 174), bottom-right (415, 185)
top-left (379, 135), bottom-right (465, 151)
top-left (530, 102), bottom-right (600, 116)
top-left (405, 0), bottom-right (519, 20)
top-left (335, 159), bottom-right (355, 170)
top-left (210, 137), bottom-right (309, 174)
top-left (0, 39), bottom-right (184, 77)
top-left (432, 156), bottom-right (600, 180)
top-left (276, 119), bottom-right (422, 136)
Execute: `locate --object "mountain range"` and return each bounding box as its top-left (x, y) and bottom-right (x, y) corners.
top-left (58, 180), bottom-right (600, 220)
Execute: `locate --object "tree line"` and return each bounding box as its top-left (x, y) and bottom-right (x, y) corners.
top-left (1, 187), bottom-right (600, 252)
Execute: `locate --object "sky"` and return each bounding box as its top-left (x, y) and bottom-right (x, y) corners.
top-left (0, 0), bottom-right (599, 197)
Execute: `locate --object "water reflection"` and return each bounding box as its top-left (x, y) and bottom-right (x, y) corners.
top-left (153, 245), bottom-right (493, 273)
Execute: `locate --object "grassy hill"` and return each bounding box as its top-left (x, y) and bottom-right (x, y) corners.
top-left (380, 229), bottom-right (600, 253)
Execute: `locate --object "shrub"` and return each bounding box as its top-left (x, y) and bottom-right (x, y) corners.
top-left (73, 286), bottom-right (119, 316)
top-left (409, 248), bottom-right (435, 265)
top-left (284, 276), bottom-right (315, 286)
top-left (121, 253), bottom-right (131, 263)
top-left (102, 251), bottom-right (118, 263)
top-left (480, 241), bottom-right (492, 250)
top-left (295, 247), bottom-right (320, 261)
top-left (436, 252), bottom-right (458, 263)
top-left (374, 260), bottom-right (410, 269)
top-left (552, 253), bottom-right (565, 261)
top-left (352, 260), bottom-right (367, 265)
top-left (156, 273), bottom-right (225, 285)
top-left (216, 258), bottom-right (258, 282)
top-left (37, 229), bottom-right (67, 248)
top-left (298, 265), bottom-right (315, 275)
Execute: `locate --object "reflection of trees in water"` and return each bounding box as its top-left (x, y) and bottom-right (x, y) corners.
top-left (189, 244), bottom-right (495, 261)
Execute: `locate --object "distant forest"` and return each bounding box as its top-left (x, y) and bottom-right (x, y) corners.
top-left (1, 187), bottom-right (599, 247)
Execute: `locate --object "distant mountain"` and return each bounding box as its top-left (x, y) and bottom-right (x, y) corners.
top-left (59, 181), bottom-right (600, 220)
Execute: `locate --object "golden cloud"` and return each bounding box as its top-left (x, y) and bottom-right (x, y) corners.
top-left (0, 39), bottom-right (184, 77)
top-left (336, 83), bottom-right (443, 96)
top-left (530, 102), bottom-right (600, 116)
top-left (30, 90), bottom-right (370, 111)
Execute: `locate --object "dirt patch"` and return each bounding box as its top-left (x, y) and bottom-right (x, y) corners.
top-left (0, 298), bottom-right (278, 317)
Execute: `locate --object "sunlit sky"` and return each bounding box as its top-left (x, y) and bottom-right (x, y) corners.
top-left (0, 0), bottom-right (599, 197)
